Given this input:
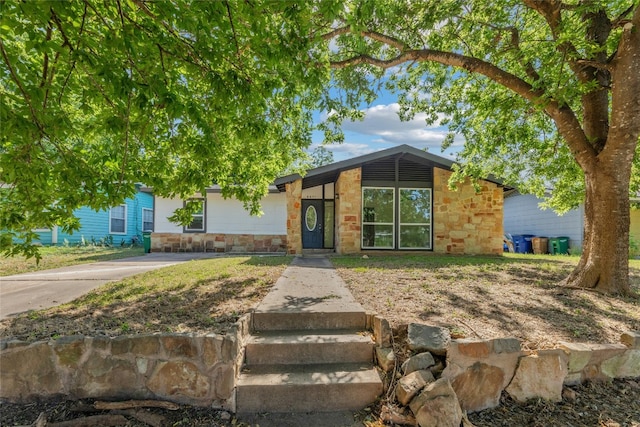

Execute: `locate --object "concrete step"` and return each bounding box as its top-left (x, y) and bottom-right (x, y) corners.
top-left (245, 330), bottom-right (375, 365)
top-left (236, 363), bottom-right (383, 413)
top-left (252, 311), bottom-right (366, 331)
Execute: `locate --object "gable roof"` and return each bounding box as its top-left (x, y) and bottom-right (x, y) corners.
top-left (275, 144), bottom-right (506, 191)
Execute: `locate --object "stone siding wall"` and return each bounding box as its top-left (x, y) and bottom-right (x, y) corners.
top-left (0, 315), bottom-right (252, 410)
top-left (433, 168), bottom-right (504, 255)
top-left (285, 180), bottom-right (303, 255)
top-left (150, 233), bottom-right (287, 253)
top-left (335, 168), bottom-right (362, 254)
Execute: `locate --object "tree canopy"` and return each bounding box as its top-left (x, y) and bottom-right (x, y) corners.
top-left (324, 0), bottom-right (639, 208)
top-left (1, 0), bottom-right (328, 256)
top-left (2, 1), bottom-right (639, 294)
top-left (321, 0), bottom-right (639, 294)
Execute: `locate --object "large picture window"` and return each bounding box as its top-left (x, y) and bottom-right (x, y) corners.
top-left (109, 205), bottom-right (127, 234)
top-left (399, 188), bottom-right (432, 249)
top-left (362, 187), bottom-right (395, 249)
top-left (184, 199), bottom-right (205, 232)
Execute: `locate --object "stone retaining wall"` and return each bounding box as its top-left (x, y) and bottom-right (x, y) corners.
top-left (372, 321), bottom-right (640, 426)
top-left (0, 315), bottom-right (252, 410)
top-left (150, 233), bottom-right (287, 254)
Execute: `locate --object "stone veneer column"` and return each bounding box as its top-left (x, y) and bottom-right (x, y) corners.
top-left (433, 168), bottom-right (503, 254)
top-left (335, 168), bottom-right (362, 254)
top-left (286, 179), bottom-right (302, 255)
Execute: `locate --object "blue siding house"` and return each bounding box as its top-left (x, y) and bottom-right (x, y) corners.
top-left (33, 186), bottom-right (154, 246)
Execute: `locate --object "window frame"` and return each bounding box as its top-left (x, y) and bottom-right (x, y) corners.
top-left (398, 187), bottom-right (432, 250)
top-left (109, 204), bottom-right (127, 235)
top-left (183, 198), bottom-right (206, 233)
top-left (142, 207), bottom-right (154, 232)
top-left (361, 186), bottom-right (395, 249)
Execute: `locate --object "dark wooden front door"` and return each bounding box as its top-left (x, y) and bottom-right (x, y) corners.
top-left (302, 199), bottom-right (323, 249)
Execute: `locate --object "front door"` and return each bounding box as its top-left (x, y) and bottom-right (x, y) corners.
top-left (302, 199), bottom-right (323, 249)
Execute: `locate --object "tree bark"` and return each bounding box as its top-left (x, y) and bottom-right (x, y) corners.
top-left (564, 158), bottom-right (632, 295)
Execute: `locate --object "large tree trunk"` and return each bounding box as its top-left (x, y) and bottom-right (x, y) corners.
top-left (564, 158), bottom-right (632, 295)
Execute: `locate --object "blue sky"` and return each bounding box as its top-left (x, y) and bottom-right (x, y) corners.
top-left (309, 89), bottom-right (463, 162)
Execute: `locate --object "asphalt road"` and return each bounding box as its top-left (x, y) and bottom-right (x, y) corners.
top-left (0, 253), bottom-right (222, 320)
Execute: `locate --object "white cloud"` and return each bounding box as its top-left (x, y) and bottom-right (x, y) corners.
top-left (324, 143), bottom-right (377, 160)
top-left (340, 103), bottom-right (462, 151)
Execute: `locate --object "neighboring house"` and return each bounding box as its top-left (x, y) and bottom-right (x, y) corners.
top-left (151, 144), bottom-right (508, 255)
top-left (504, 191), bottom-right (640, 252)
top-left (33, 185), bottom-right (154, 246)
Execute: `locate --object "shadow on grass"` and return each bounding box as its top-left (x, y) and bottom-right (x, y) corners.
top-left (0, 256), bottom-right (291, 342)
top-left (335, 253), bottom-right (640, 344)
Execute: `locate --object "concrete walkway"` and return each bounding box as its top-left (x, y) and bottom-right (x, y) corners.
top-left (0, 253), bottom-right (224, 319)
top-left (253, 255), bottom-right (365, 322)
top-left (239, 256), bottom-right (375, 426)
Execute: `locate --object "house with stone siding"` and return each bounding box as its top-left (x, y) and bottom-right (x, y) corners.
top-left (150, 144), bottom-right (506, 255)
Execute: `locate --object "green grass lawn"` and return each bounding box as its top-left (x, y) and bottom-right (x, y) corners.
top-left (0, 246), bottom-right (146, 276)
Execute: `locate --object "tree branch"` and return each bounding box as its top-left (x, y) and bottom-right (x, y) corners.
top-left (323, 27), bottom-right (407, 51)
top-left (612, 4), bottom-right (635, 27)
top-left (330, 47), bottom-right (597, 166)
top-left (0, 39), bottom-right (44, 136)
top-left (225, 1), bottom-right (241, 57)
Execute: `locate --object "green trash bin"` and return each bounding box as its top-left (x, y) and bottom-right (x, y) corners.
top-left (549, 236), bottom-right (569, 254)
top-left (142, 232), bottom-right (151, 254)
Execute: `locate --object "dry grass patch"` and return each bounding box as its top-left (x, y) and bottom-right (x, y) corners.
top-left (0, 256), bottom-right (290, 342)
top-left (332, 253), bottom-right (640, 348)
top-left (1, 246), bottom-right (145, 276)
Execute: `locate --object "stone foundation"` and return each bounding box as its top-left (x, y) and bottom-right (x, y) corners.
top-left (0, 315), bottom-right (252, 410)
top-left (150, 233), bottom-right (287, 254)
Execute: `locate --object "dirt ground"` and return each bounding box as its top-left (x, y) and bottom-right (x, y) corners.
top-left (1, 378), bottom-right (638, 426)
top-left (333, 254), bottom-right (640, 349)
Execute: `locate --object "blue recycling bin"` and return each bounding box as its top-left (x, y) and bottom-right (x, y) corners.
top-left (512, 234), bottom-right (535, 253)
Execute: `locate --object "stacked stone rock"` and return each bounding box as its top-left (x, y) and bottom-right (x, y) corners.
top-left (373, 321), bottom-right (640, 427)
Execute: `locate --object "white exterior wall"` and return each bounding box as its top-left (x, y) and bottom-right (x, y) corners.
top-left (504, 194), bottom-right (584, 250)
top-left (206, 193), bottom-right (286, 234)
top-left (154, 193), bottom-right (287, 235)
top-left (154, 197), bottom-right (183, 233)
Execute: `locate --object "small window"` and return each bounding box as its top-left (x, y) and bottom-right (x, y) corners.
top-left (110, 205), bottom-right (127, 234)
top-left (305, 205), bottom-right (317, 231)
top-left (142, 208), bottom-right (154, 232)
top-left (184, 199), bottom-right (205, 232)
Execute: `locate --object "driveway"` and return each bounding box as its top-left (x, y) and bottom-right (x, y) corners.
top-left (0, 253), bottom-right (222, 320)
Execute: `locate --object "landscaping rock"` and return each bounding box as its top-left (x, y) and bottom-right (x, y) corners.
top-left (373, 315), bottom-right (392, 347)
top-left (376, 347), bottom-right (396, 372)
top-left (147, 361), bottom-right (210, 400)
top-left (76, 354), bottom-right (141, 398)
top-left (396, 370), bottom-right (435, 406)
top-left (506, 350), bottom-right (568, 403)
top-left (411, 378), bottom-right (462, 427)
top-left (402, 352), bottom-right (436, 375)
top-left (558, 342), bottom-right (592, 379)
top-left (621, 331), bottom-right (640, 349)
top-left (601, 350), bottom-right (640, 378)
top-left (408, 324), bottom-right (451, 356)
top-left (447, 361), bottom-right (505, 412)
top-left (52, 335), bottom-right (86, 366)
top-left (430, 360), bottom-right (445, 376)
top-left (0, 341), bottom-right (61, 400)
top-left (442, 338), bottom-right (521, 412)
